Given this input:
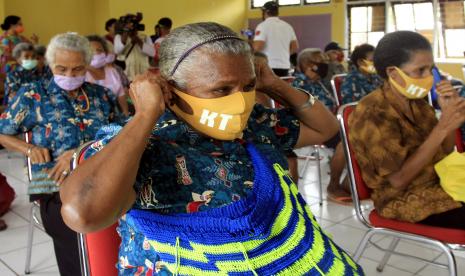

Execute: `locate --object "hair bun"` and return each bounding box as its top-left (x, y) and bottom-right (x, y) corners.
top-left (0, 23), bottom-right (6, 31)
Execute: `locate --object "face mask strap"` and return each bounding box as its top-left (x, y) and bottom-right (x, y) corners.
top-left (169, 35), bottom-right (243, 77)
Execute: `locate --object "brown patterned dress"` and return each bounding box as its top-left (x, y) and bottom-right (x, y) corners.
top-left (348, 87), bottom-right (461, 223)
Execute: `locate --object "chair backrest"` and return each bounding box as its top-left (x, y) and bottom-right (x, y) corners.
top-left (456, 129), bottom-right (464, 153)
top-left (337, 103), bottom-right (372, 226)
top-left (330, 73), bottom-right (347, 107)
top-left (72, 142), bottom-right (120, 276)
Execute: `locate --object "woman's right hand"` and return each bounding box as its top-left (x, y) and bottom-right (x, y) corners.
top-left (129, 72), bottom-right (171, 122)
top-left (26, 146), bottom-right (51, 164)
top-left (437, 96), bottom-right (465, 134)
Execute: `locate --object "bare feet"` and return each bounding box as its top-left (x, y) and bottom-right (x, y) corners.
top-left (327, 180), bottom-right (352, 205)
top-left (0, 219), bottom-right (6, 231)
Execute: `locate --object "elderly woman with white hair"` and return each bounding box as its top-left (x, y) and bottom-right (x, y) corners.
top-left (61, 23), bottom-right (363, 275)
top-left (0, 32), bottom-right (111, 275)
top-left (4, 42), bottom-right (52, 105)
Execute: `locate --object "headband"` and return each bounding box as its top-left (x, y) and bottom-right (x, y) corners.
top-left (169, 35), bottom-right (243, 76)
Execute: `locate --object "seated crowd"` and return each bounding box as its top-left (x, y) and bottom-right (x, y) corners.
top-left (0, 3), bottom-right (464, 275)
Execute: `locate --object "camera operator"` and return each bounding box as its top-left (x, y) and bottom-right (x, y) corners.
top-left (113, 13), bottom-right (154, 80)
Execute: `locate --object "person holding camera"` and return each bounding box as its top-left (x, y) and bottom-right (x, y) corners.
top-left (114, 13), bottom-right (155, 81)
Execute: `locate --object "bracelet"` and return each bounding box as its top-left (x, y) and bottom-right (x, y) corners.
top-left (292, 88), bottom-right (316, 112)
top-left (26, 145), bottom-right (34, 157)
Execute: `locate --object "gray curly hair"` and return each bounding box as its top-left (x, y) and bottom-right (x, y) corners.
top-left (159, 22), bottom-right (252, 90)
top-left (12, 42), bottom-right (35, 59)
top-left (46, 32), bottom-right (92, 66)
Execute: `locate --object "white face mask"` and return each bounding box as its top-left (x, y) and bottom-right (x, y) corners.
top-left (21, 59), bottom-right (38, 70)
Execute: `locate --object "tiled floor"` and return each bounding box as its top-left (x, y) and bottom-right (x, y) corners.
top-left (0, 147), bottom-right (463, 275)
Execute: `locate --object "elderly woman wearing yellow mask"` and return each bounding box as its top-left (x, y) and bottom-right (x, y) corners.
top-left (61, 22), bottom-right (364, 275)
top-left (349, 31), bottom-right (465, 228)
top-left (340, 43), bottom-right (382, 105)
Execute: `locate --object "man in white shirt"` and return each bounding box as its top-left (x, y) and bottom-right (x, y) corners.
top-left (114, 15), bottom-right (155, 80)
top-left (253, 1), bottom-right (299, 77)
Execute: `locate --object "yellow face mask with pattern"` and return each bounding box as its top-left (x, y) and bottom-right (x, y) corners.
top-left (169, 90), bottom-right (256, 141)
top-left (389, 67), bottom-right (433, 99)
top-left (359, 59), bottom-right (376, 74)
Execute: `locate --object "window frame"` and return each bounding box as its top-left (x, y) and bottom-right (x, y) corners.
top-left (346, 0), bottom-right (465, 59)
top-left (250, 0), bottom-right (330, 9)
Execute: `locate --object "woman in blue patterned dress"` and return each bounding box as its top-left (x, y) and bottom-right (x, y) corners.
top-left (61, 23), bottom-right (363, 275)
top-left (0, 33), bottom-right (111, 276)
top-left (340, 44), bottom-right (383, 105)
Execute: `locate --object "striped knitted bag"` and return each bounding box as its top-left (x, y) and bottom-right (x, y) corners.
top-left (128, 144), bottom-right (364, 275)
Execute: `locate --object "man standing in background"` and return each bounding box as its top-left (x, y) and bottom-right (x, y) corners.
top-left (253, 1), bottom-right (298, 77)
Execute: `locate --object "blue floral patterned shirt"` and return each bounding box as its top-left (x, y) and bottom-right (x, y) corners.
top-left (292, 72), bottom-right (337, 113)
top-left (84, 105), bottom-right (300, 275)
top-left (4, 65), bottom-right (53, 105)
top-left (0, 79), bottom-right (111, 194)
top-left (340, 68), bottom-right (383, 105)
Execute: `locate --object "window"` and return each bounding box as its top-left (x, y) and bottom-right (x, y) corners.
top-left (347, 0), bottom-right (463, 59)
top-left (348, 4), bottom-right (385, 50)
top-left (393, 2), bottom-right (434, 42)
top-left (251, 0), bottom-right (269, 8)
top-left (251, 0), bottom-right (330, 8)
top-left (279, 0), bottom-right (301, 5)
top-left (305, 0), bottom-right (330, 4)
top-left (440, 0), bottom-right (465, 57)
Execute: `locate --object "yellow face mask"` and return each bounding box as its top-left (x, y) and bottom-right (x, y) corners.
top-left (169, 90), bottom-right (256, 141)
top-left (359, 60), bottom-right (376, 74)
top-left (389, 67), bottom-right (433, 99)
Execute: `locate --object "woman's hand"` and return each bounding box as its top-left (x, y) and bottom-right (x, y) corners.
top-left (27, 146), bottom-right (51, 164)
top-left (437, 96), bottom-right (465, 134)
top-left (254, 55), bottom-right (281, 93)
top-left (30, 33), bottom-right (39, 44)
top-left (48, 149), bottom-right (74, 185)
top-left (436, 80), bottom-right (459, 110)
top-left (129, 72), bottom-right (171, 122)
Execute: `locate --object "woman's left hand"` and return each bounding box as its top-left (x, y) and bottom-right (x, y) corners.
top-left (254, 55), bottom-right (280, 93)
top-left (48, 149), bottom-right (75, 185)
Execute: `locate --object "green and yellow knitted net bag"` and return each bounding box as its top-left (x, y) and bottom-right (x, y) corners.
top-left (128, 144), bottom-right (364, 275)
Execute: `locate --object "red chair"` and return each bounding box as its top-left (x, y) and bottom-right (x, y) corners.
top-left (456, 129), bottom-right (464, 153)
top-left (71, 142), bottom-right (120, 276)
top-left (337, 103), bottom-right (465, 276)
top-left (330, 73), bottom-right (347, 107)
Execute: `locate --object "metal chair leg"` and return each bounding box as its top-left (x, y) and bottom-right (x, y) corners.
top-left (24, 204), bottom-right (36, 274)
top-left (353, 228), bottom-right (377, 261)
top-left (313, 146), bottom-right (323, 206)
top-left (438, 244), bottom-right (457, 276)
top-left (298, 147), bottom-right (312, 179)
top-left (78, 233), bottom-right (91, 276)
top-left (376, 237), bottom-right (400, 272)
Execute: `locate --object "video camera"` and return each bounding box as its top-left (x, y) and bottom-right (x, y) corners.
top-left (115, 12), bottom-right (145, 35)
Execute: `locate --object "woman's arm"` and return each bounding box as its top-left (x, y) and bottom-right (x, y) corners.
top-left (264, 79), bottom-right (339, 147)
top-left (388, 96), bottom-right (465, 189)
top-left (254, 58), bottom-right (339, 147)
top-left (60, 74), bottom-right (167, 233)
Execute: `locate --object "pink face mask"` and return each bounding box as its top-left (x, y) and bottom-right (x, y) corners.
top-left (54, 75), bottom-right (86, 91)
top-left (105, 53), bottom-right (115, 64)
top-left (90, 53), bottom-right (107, 68)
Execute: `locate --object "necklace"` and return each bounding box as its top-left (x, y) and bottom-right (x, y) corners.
top-left (75, 88), bottom-right (90, 113)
